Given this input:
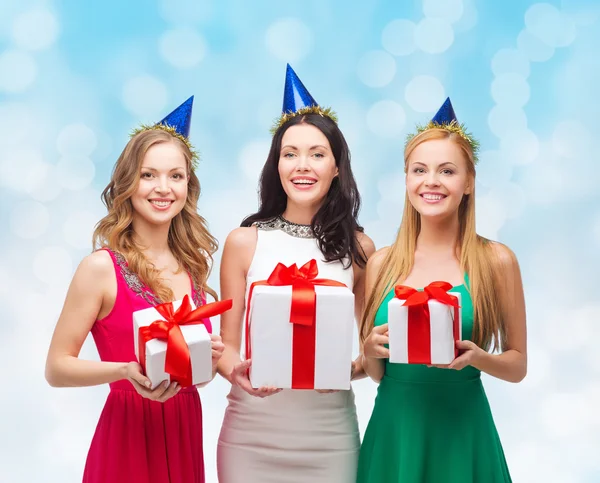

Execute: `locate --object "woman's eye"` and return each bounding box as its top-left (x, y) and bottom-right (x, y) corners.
top-left (141, 172), bottom-right (153, 178)
top-left (442, 169), bottom-right (454, 175)
top-left (313, 153), bottom-right (324, 159)
top-left (413, 168), bottom-right (425, 173)
top-left (283, 152), bottom-right (295, 158)
top-left (172, 173), bottom-right (184, 180)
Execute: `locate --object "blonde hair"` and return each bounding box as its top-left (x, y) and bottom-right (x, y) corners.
top-left (93, 129), bottom-right (218, 302)
top-left (359, 129), bottom-right (507, 352)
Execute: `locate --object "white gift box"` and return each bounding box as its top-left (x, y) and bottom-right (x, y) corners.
top-left (388, 292), bottom-right (462, 365)
top-left (247, 285), bottom-right (355, 390)
top-left (133, 299), bottom-right (212, 389)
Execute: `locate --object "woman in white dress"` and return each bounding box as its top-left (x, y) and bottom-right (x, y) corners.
top-left (216, 65), bottom-right (375, 483)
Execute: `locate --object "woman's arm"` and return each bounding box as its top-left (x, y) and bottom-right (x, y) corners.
top-left (45, 250), bottom-right (179, 402)
top-left (45, 251), bottom-right (129, 387)
top-left (194, 333), bottom-right (225, 389)
top-left (360, 248), bottom-right (390, 383)
top-left (216, 227), bottom-right (255, 382)
top-left (217, 227), bottom-right (281, 397)
top-left (350, 232), bottom-right (376, 381)
top-left (449, 243), bottom-right (527, 383)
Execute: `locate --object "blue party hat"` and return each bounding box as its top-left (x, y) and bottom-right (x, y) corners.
top-left (407, 97), bottom-right (480, 163)
top-left (158, 95), bottom-right (194, 139)
top-left (271, 64), bottom-right (338, 133)
top-left (131, 96), bottom-right (198, 166)
top-left (282, 64), bottom-right (318, 114)
top-left (431, 97), bottom-right (457, 125)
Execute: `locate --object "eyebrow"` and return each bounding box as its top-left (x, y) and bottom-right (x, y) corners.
top-left (140, 167), bottom-right (186, 172)
top-left (281, 144), bottom-right (329, 149)
top-left (411, 161), bottom-right (458, 168)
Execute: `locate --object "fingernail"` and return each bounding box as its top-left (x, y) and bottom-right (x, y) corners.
top-left (145, 381), bottom-right (151, 388)
top-left (173, 382), bottom-right (178, 389)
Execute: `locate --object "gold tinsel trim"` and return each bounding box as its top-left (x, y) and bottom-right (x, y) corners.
top-left (130, 123), bottom-right (200, 170)
top-left (270, 106), bottom-right (339, 134)
top-left (406, 121), bottom-right (480, 164)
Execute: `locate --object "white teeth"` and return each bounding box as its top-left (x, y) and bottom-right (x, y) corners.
top-left (292, 179), bottom-right (316, 185)
top-left (150, 200), bottom-right (171, 207)
top-left (422, 194), bottom-right (444, 200)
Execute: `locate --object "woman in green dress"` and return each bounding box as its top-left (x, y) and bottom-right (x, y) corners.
top-left (356, 98), bottom-right (527, 483)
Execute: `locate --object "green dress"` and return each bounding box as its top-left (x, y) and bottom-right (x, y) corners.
top-left (357, 282), bottom-right (511, 483)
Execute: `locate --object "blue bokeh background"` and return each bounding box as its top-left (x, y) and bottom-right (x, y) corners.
top-left (1, 1), bottom-right (599, 481)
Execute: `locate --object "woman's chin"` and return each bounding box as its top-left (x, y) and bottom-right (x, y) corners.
top-left (285, 191), bottom-right (326, 208)
top-left (133, 209), bottom-right (180, 227)
top-left (414, 205), bottom-right (456, 220)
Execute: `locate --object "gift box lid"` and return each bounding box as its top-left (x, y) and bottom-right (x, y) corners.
top-left (251, 284), bottom-right (353, 298)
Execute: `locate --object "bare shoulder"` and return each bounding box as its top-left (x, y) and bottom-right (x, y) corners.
top-left (368, 246), bottom-right (390, 267)
top-left (365, 246), bottom-right (390, 275)
top-left (356, 231), bottom-right (376, 258)
top-left (224, 226), bottom-right (258, 250)
top-left (362, 246), bottom-right (390, 294)
top-left (78, 250), bottom-right (114, 279)
top-left (487, 241), bottom-right (519, 270)
top-left (221, 227), bottom-right (258, 274)
top-left (66, 250), bottom-right (115, 300)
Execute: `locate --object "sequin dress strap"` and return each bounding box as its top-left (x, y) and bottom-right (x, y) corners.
top-left (101, 247), bottom-right (162, 306)
top-left (102, 247), bottom-right (207, 309)
top-left (100, 247), bottom-right (128, 292)
top-left (95, 248), bottom-right (130, 323)
top-left (189, 273), bottom-right (206, 308)
top-left (253, 215), bottom-right (314, 239)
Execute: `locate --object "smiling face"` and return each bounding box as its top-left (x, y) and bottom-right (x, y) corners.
top-left (130, 140), bottom-right (189, 227)
top-left (405, 138), bottom-right (473, 220)
top-left (277, 123), bottom-right (339, 211)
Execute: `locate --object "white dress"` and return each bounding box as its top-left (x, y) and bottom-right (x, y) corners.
top-left (217, 217), bottom-right (360, 483)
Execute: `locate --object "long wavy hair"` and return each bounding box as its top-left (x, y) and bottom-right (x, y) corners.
top-left (93, 129), bottom-right (218, 302)
top-left (359, 129), bottom-right (510, 352)
top-left (242, 114), bottom-right (367, 268)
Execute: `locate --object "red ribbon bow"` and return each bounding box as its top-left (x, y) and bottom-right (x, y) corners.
top-left (138, 295), bottom-right (232, 388)
top-left (245, 260), bottom-right (347, 389)
top-left (393, 281), bottom-right (460, 364)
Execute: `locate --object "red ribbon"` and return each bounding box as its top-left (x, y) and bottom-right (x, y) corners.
top-left (245, 260), bottom-right (347, 389)
top-left (393, 281), bottom-right (460, 364)
top-left (138, 295), bottom-right (232, 387)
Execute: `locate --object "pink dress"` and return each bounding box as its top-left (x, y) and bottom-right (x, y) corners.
top-left (83, 248), bottom-right (209, 483)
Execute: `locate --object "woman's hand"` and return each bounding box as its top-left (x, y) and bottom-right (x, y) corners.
top-left (363, 323), bottom-right (390, 359)
top-left (230, 359), bottom-right (281, 398)
top-left (210, 334), bottom-right (225, 375)
top-left (448, 340), bottom-right (486, 370)
top-left (125, 361), bottom-right (180, 402)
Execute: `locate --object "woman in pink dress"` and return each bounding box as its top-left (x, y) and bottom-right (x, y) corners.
top-left (45, 97), bottom-right (223, 483)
